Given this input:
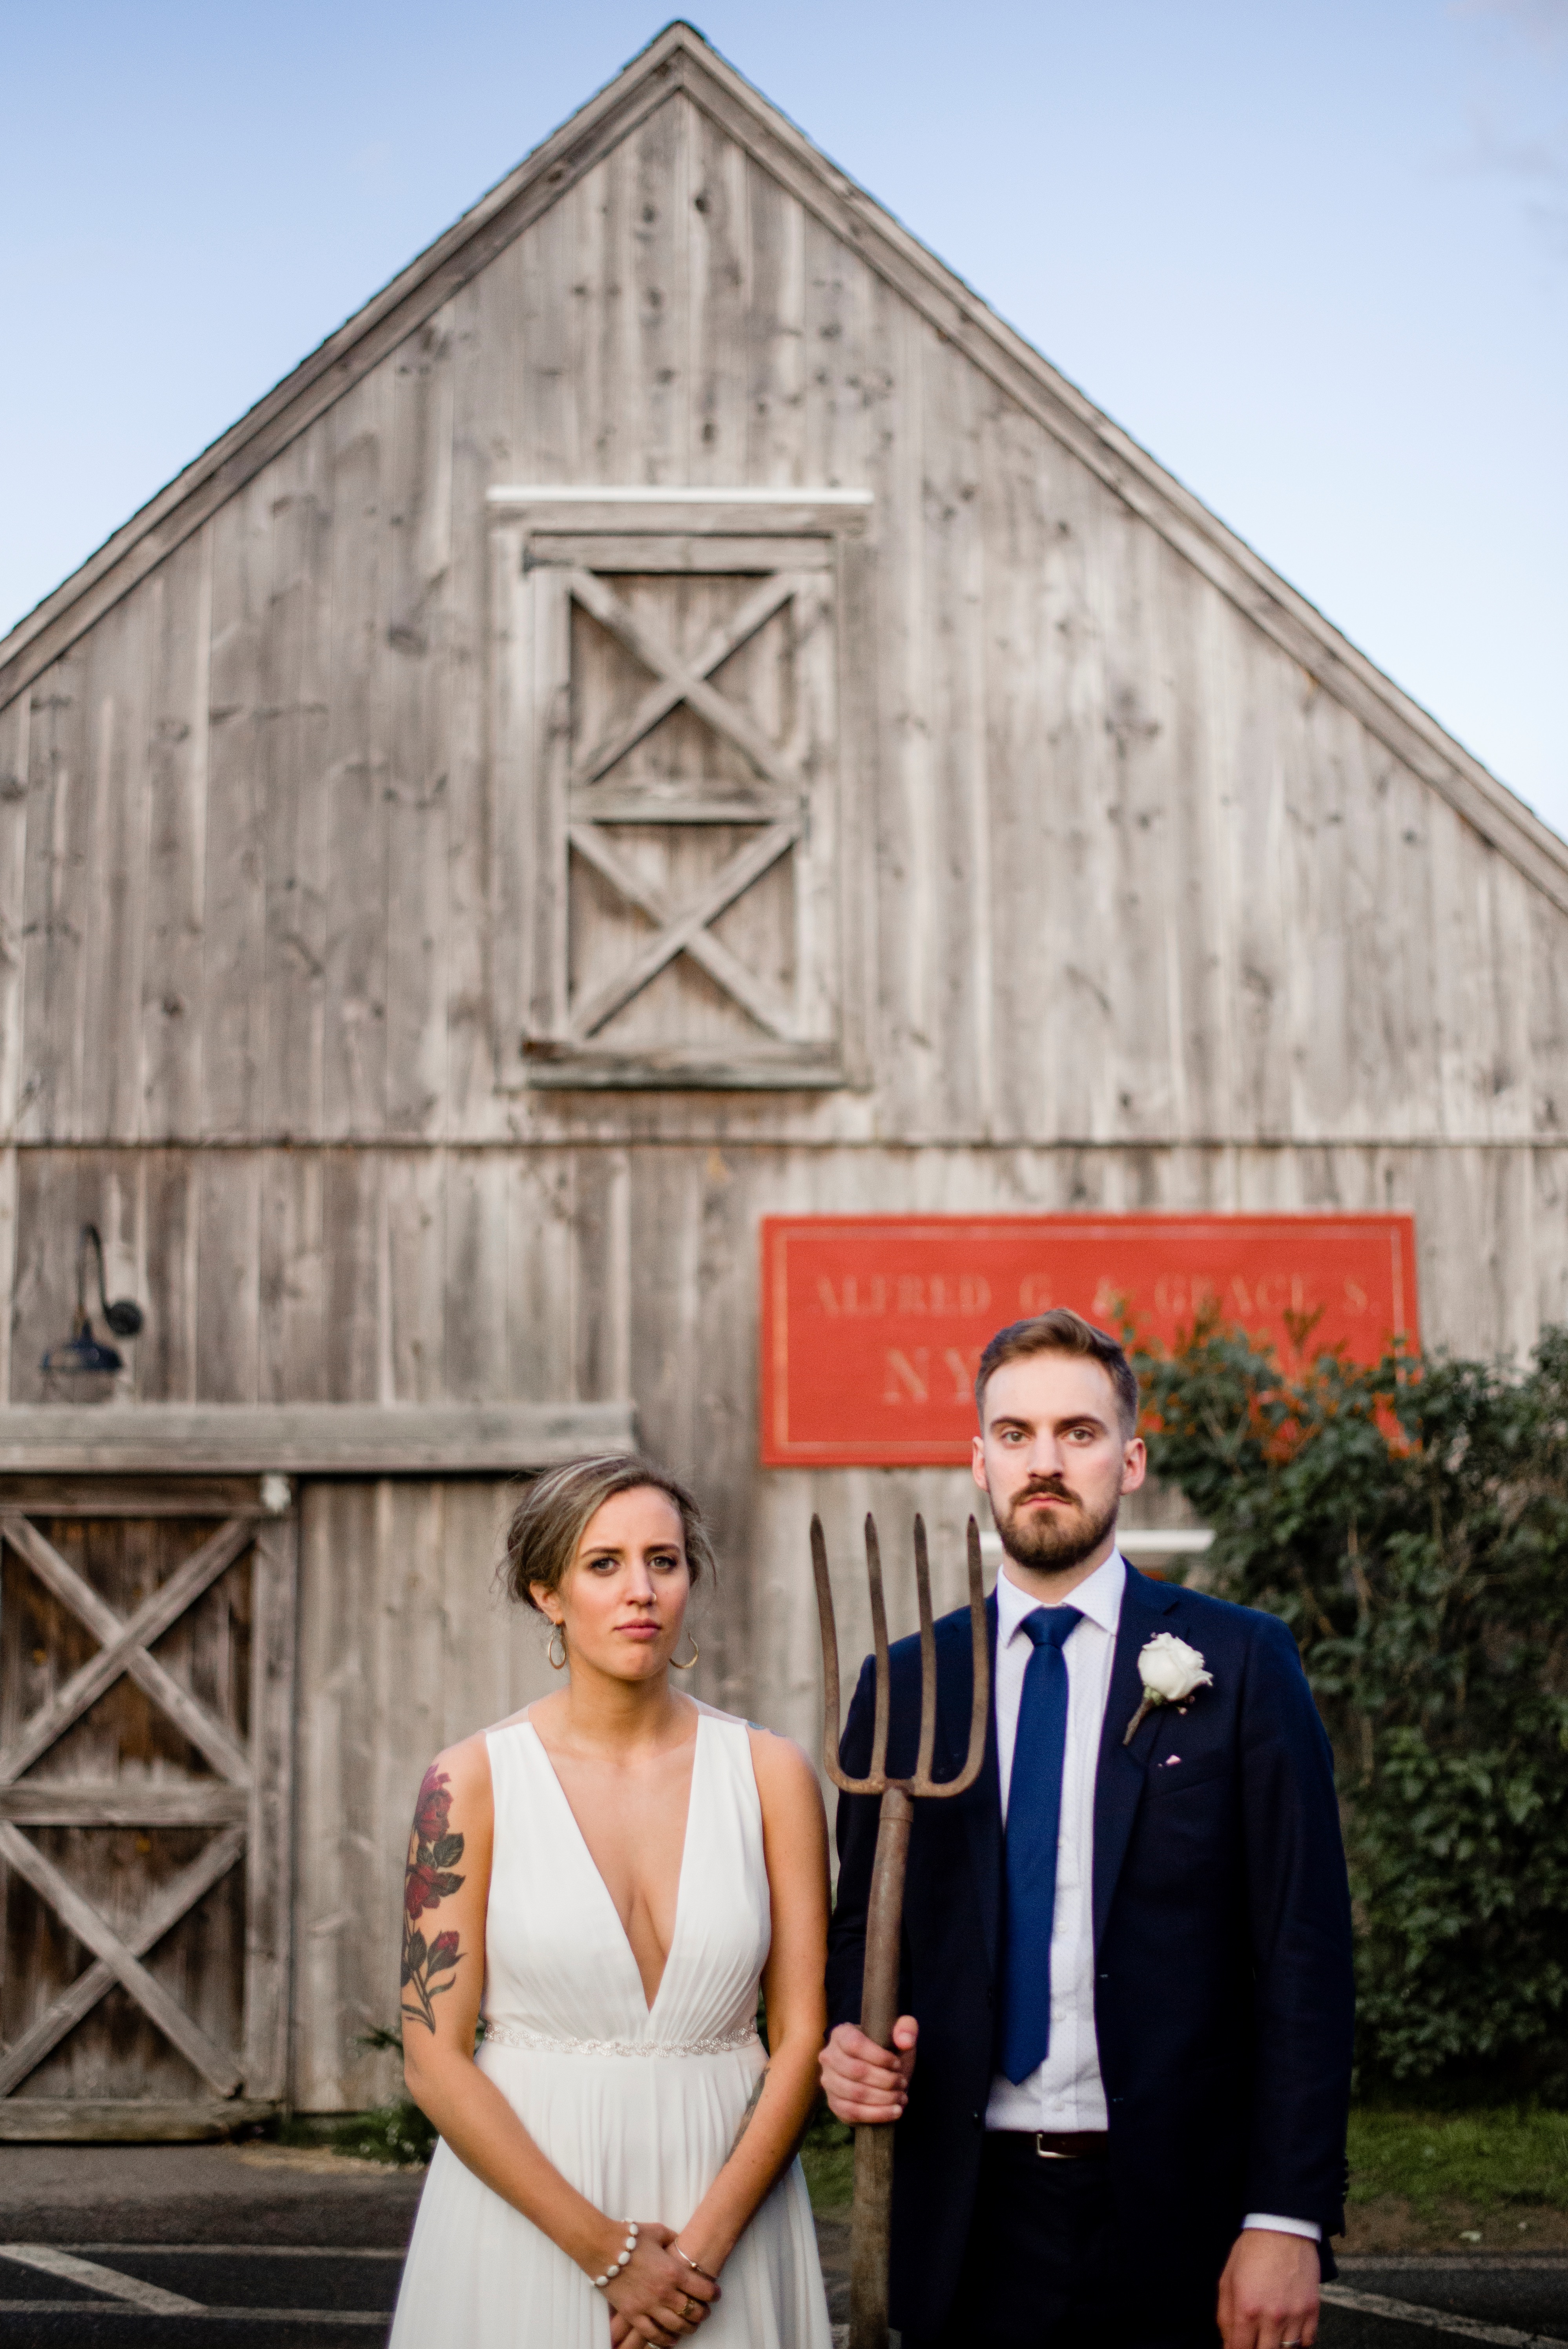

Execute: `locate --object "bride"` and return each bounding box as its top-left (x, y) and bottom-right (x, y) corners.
top-left (387, 1455), bottom-right (833, 2348)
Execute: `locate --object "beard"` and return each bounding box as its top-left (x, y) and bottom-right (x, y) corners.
top-left (995, 1477), bottom-right (1121, 1574)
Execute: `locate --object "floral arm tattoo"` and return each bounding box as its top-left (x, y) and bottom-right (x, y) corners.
top-left (401, 1766), bottom-right (466, 2034)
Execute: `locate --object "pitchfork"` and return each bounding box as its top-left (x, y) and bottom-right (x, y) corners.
top-left (811, 1512), bottom-right (990, 2349)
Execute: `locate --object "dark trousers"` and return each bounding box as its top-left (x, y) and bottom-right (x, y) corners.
top-left (904, 2133), bottom-right (1221, 2349)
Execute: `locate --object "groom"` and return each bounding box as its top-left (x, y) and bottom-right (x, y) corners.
top-left (822, 1309), bottom-right (1354, 2349)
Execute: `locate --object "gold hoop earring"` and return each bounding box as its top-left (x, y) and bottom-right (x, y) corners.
top-left (671, 1634), bottom-right (699, 1671)
top-left (547, 1625), bottom-right (567, 1671)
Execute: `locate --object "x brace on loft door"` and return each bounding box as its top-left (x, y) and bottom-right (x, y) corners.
top-left (563, 565), bottom-right (806, 1045)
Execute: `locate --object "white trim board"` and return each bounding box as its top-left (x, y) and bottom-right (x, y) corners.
top-left (0, 1401), bottom-right (636, 1475)
top-left (979, 1528), bottom-right (1214, 1561)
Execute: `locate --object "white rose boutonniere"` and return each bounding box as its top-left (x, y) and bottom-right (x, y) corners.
top-left (1123, 1632), bottom-right (1214, 1746)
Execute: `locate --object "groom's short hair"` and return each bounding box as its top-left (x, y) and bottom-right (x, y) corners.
top-left (975, 1310), bottom-right (1140, 1438)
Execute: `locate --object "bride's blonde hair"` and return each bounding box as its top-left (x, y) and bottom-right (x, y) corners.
top-left (501, 1454), bottom-right (716, 1613)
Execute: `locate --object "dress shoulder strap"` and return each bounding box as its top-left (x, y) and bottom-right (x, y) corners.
top-left (483, 1715), bottom-right (547, 1842)
top-left (694, 1710), bottom-right (763, 1830)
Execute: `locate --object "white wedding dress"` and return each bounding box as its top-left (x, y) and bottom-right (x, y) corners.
top-left (388, 1709), bottom-right (831, 2347)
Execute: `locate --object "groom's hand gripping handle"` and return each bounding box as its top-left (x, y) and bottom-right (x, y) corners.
top-left (819, 2015), bottom-right (917, 2125)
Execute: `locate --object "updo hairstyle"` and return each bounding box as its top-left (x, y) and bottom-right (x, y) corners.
top-left (502, 1453), bottom-right (716, 1615)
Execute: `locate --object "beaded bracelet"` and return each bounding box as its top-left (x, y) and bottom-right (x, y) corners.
top-left (593, 2220), bottom-right (639, 2291)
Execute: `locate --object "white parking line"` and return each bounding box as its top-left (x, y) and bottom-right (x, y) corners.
top-left (0, 2307), bottom-right (388, 2327)
top-left (1324, 2281), bottom-right (1568, 2345)
top-left (71, 2244), bottom-right (403, 2261)
top-left (0, 2242), bottom-right (204, 2313)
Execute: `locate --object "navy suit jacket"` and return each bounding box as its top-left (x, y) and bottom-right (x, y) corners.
top-left (825, 1565), bottom-right (1355, 2336)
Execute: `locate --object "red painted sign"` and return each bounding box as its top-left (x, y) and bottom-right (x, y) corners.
top-left (760, 1214), bottom-right (1418, 1466)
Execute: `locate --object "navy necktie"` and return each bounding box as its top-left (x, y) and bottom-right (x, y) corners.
top-left (1000, 1605), bottom-right (1083, 2085)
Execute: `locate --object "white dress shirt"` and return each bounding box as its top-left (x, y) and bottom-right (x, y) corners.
top-left (984, 1549), bottom-right (1320, 2243)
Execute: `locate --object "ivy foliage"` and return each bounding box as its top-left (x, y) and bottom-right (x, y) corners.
top-left (1136, 1318), bottom-right (1568, 2095)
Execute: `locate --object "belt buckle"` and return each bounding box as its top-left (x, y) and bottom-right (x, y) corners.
top-left (1034, 2132), bottom-right (1069, 2160)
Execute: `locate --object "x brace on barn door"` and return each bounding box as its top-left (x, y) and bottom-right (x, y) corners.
top-left (0, 1508), bottom-right (291, 2106)
top-left (562, 565), bottom-right (808, 1043)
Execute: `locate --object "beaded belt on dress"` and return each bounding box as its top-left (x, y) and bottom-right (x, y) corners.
top-left (481, 2020), bottom-right (760, 2059)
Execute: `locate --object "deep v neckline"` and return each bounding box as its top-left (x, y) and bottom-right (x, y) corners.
top-left (522, 1713), bottom-right (704, 2019)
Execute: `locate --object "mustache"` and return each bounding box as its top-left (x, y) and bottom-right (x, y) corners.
top-left (1010, 1477), bottom-right (1082, 1508)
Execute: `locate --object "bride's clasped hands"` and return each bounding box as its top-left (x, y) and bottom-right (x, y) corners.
top-left (601, 2226), bottom-right (718, 2345)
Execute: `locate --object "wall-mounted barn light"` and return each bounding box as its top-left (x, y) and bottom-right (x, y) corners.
top-left (39, 1225), bottom-right (144, 1395)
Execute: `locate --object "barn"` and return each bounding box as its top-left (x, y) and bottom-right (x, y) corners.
top-left (2, 21), bottom-right (1565, 2134)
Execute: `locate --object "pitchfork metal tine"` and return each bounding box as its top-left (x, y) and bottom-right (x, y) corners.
top-left (949, 1514), bottom-right (990, 1798)
top-left (810, 1516), bottom-right (850, 1789)
top-left (912, 1514), bottom-right (938, 1788)
top-left (810, 1512), bottom-right (991, 1799)
top-left (864, 1514), bottom-right (892, 1791)
top-left (813, 1513), bottom-right (891, 1798)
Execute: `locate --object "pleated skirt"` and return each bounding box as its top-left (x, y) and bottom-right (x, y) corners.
top-left (388, 2037), bottom-right (831, 2348)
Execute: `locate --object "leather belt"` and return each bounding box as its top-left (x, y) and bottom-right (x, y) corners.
top-left (990, 2129), bottom-right (1110, 2160)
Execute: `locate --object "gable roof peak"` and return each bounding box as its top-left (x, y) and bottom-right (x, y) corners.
top-left (2, 18), bottom-right (1563, 909)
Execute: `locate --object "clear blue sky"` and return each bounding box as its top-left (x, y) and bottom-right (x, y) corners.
top-left (4, 2), bottom-right (1565, 831)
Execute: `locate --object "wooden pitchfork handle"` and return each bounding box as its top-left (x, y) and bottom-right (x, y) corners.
top-left (812, 1512), bottom-right (990, 2349)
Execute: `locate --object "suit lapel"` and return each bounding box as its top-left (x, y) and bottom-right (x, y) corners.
top-left (947, 1590), bottom-right (1002, 1981)
top-left (1091, 1565), bottom-right (1180, 1950)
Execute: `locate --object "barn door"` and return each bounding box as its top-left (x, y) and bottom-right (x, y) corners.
top-left (0, 1479), bottom-right (295, 2133)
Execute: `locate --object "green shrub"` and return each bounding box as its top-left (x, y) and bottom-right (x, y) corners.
top-left (799, 2102), bottom-right (855, 2212)
top-left (1137, 1318), bottom-right (1568, 2098)
top-left (325, 2024), bottom-right (436, 2165)
top-left (324, 2098), bottom-right (436, 2166)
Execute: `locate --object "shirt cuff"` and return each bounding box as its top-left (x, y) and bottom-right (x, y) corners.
top-left (1242, 2214), bottom-right (1322, 2243)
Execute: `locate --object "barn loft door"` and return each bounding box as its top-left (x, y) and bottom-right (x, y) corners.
top-left (491, 490), bottom-right (873, 1089)
top-left (0, 1480), bottom-right (295, 2137)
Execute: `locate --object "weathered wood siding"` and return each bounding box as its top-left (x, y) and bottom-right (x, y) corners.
top-left (6, 92), bottom-right (1567, 1163)
top-left (4, 82), bottom-right (1566, 2102)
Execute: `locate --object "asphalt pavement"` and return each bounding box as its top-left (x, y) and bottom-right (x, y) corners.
top-left (1324, 2255), bottom-right (1568, 2345)
top-left (0, 2149), bottom-right (1562, 2345)
top-left (0, 2146), bottom-right (417, 2346)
